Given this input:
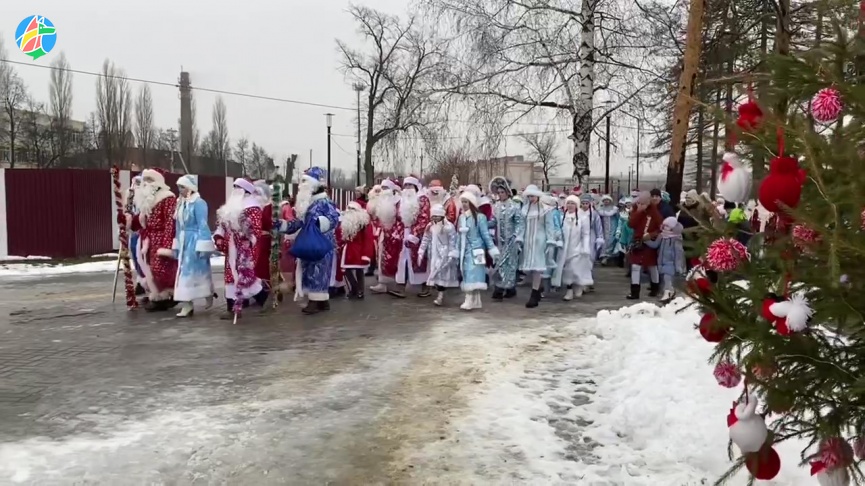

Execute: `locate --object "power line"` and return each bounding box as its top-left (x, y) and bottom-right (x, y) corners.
top-left (0, 58), bottom-right (356, 112)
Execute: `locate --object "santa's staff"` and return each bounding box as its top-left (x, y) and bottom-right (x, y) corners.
top-left (111, 166), bottom-right (137, 309)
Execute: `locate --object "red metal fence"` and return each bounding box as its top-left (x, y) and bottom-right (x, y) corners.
top-left (3, 169), bottom-right (355, 259)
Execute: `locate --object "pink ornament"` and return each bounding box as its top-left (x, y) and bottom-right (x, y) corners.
top-left (705, 238), bottom-right (751, 272)
top-left (820, 437), bottom-right (854, 469)
top-left (792, 224), bottom-right (820, 252)
top-left (713, 361), bottom-right (742, 388)
top-left (812, 87), bottom-right (842, 124)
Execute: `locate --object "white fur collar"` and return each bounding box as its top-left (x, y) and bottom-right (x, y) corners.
top-left (597, 205), bottom-right (618, 217)
top-left (340, 209), bottom-right (369, 241)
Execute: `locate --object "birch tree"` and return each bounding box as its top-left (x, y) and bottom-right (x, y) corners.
top-left (337, 5), bottom-right (448, 185)
top-left (424, 0), bottom-right (660, 184)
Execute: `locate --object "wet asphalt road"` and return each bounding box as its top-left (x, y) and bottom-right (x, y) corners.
top-left (0, 267), bottom-right (638, 485)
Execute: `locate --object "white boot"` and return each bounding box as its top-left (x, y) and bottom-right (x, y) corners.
top-left (204, 295), bottom-right (214, 310)
top-left (563, 288), bottom-right (574, 301)
top-left (460, 292), bottom-right (473, 310)
top-left (574, 285), bottom-right (584, 297)
top-left (176, 302), bottom-right (194, 318)
top-left (660, 289), bottom-right (676, 302)
top-left (434, 291), bottom-right (444, 306)
top-left (473, 291), bottom-right (482, 309)
top-left (370, 283), bottom-right (387, 293)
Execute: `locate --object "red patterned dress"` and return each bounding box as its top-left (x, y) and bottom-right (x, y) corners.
top-left (254, 203), bottom-right (274, 288)
top-left (214, 201), bottom-right (264, 302)
top-left (395, 194), bottom-right (431, 286)
top-left (130, 193), bottom-right (178, 301)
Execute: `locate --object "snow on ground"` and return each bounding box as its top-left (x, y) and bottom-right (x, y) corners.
top-left (0, 256), bottom-right (224, 277)
top-left (0, 255), bottom-right (51, 261)
top-left (411, 299), bottom-right (813, 486)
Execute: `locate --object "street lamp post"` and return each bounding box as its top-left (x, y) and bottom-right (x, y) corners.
top-left (325, 113), bottom-right (334, 189)
top-left (352, 83), bottom-right (364, 186)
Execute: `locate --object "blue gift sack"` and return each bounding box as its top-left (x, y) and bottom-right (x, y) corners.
top-left (289, 218), bottom-right (332, 261)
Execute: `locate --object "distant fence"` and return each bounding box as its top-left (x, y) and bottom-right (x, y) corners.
top-left (0, 169), bottom-right (355, 259)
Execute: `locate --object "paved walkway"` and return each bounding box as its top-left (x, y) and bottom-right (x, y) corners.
top-left (0, 266), bottom-right (642, 484)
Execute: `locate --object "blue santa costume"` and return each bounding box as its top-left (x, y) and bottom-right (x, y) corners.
top-left (276, 167), bottom-right (341, 315)
top-left (171, 175), bottom-right (216, 318)
top-left (456, 191), bottom-right (499, 311)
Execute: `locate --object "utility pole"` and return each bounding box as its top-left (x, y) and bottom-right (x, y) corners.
top-left (325, 114), bottom-right (334, 188)
top-left (167, 128), bottom-right (178, 173)
top-left (309, 149), bottom-right (313, 169)
top-left (604, 111), bottom-right (611, 194)
top-left (178, 71), bottom-right (193, 173)
top-left (636, 118), bottom-right (641, 190)
top-left (352, 83), bottom-right (364, 186)
top-left (420, 153), bottom-right (424, 178)
top-left (628, 166), bottom-right (632, 193)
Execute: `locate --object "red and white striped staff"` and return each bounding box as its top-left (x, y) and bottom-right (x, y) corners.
top-left (111, 166), bottom-right (138, 309)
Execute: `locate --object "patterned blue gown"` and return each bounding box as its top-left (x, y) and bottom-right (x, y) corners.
top-left (172, 195), bottom-right (215, 302)
top-left (492, 198), bottom-right (524, 290)
top-left (278, 193), bottom-right (340, 301)
top-left (518, 203), bottom-right (563, 273)
top-left (458, 212), bottom-right (498, 291)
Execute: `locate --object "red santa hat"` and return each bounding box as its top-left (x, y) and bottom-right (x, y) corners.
top-left (381, 179), bottom-right (397, 191)
top-left (428, 179), bottom-right (444, 192)
top-left (346, 201), bottom-right (364, 211)
top-left (571, 186), bottom-right (582, 195)
top-left (403, 175), bottom-right (422, 190)
top-left (233, 178), bottom-right (256, 194)
top-left (141, 167), bottom-right (166, 186)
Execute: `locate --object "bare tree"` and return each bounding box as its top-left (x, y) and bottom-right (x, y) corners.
top-left (20, 97), bottom-right (58, 168)
top-left (520, 131), bottom-right (562, 189)
top-left (96, 59), bottom-right (133, 168)
top-left (424, 0), bottom-right (659, 184)
top-left (337, 5), bottom-right (448, 185)
top-left (211, 96), bottom-right (230, 172)
top-left (134, 85), bottom-right (155, 165)
top-left (0, 38), bottom-right (27, 168)
top-left (190, 96), bottom-right (201, 155)
top-left (244, 142), bottom-right (273, 179)
top-left (48, 51), bottom-right (73, 163)
top-left (234, 137), bottom-right (250, 176)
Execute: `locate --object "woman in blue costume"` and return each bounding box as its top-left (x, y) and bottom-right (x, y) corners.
top-left (456, 191), bottom-right (499, 311)
top-left (171, 175), bottom-right (216, 318)
top-left (517, 185), bottom-right (563, 308)
top-left (488, 176), bottom-right (523, 301)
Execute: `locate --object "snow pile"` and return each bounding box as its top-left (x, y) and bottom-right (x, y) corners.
top-left (1, 255), bottom-right (50, 261)
top-left (0, 256), bottom-right (224, 277)
top-left (414, 300), bottom-right (812, 485)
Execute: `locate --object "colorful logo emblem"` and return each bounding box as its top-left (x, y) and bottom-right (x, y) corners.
top-left (15, 15), bottom-right (57, 60)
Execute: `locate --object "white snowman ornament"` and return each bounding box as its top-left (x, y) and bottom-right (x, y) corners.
top-left (717, 152), bottom-right (753, 203)
top-left (727, 395), bottom-right (768, 453)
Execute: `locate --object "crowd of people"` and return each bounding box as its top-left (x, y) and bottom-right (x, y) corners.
top-left (117, 166), bottom-right (765, 320)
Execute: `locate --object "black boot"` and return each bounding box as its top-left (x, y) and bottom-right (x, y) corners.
top-left (135, 283), bottom-right (146, 296)
top-left (320, 300), bottom-right (330, 311)
top-left (626, 284), bottom-right (640, 300)
top-left (525, 288), bottom-right (541, 308)
top-left (491, 287), bottom-right (504, 301)
top-left (648, 282), bottom-right (660, 297)
top-left (302, 300), bottom-right (322, 315)
top-left (503, 288), bottom-right (517, 299)
top-left (220, 299), bottom-right (236, 320)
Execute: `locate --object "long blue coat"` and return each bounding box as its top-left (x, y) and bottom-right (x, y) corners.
top-left (492, 198), bottom-right (524, 289)
top-left (646, 236), bottom-right (685, 276)
top-left (458, 212), bottom-right (498, 291)
top-left (172, 194), bottom-right (215, 302)
top-left (518, 203), bottom-right (562, 273)
top-left (278, 193), bottom-right (340, 300)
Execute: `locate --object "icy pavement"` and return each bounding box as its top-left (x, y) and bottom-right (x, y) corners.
top-left (0, 269), bottom-right (814, 484)
top-left (0, 256), bottom-right (224, 278)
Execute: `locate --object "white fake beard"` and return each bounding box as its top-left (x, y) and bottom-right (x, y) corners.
top-left (370, 190), bottom-right (397, 229)
top-left (136, 182), bottom-right (166, 218)
top-left (294, 181), bottom-right (315, 219)
top-left (217, 188), bottom-right (247, 230)
top-left (340, 209), bottom-right (369, 241)
top-left (399, 189), bottom-right (420, 226)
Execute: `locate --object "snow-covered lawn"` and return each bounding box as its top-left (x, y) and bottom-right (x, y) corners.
top-left (0, 256), bottom-right (224, 277)
top-left (412, 299), bottom-right (813, 485)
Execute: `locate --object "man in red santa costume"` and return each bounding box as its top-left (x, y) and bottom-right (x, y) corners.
top-left (369, 179), bottom-right (400, 293)
top-left (337, 200), bottom-right (375, 299)
top-left (118, 168), bottom-right (178, 312)
top-left (214, 178), bottom-right (269, 320)
top-left (387, 175), bottom-right (431, 298)
top-left (427, 179), bottom-right (458, 224)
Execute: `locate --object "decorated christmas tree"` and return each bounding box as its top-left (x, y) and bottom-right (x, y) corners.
top-left (686, 13), bottom-right (865, 486)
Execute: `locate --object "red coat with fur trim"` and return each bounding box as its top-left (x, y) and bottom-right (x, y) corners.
top-left (130, 195), bottom-right (178, 297)
top-left (337, 223), bottom-right (375, 268)
top-left (254, 204), bottom-right (273, 284)
top-left (389, 194), bottom-right (431, 275)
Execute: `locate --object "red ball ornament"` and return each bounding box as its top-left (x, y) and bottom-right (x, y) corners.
top-left (699, 313), bottom-right (728, 342)
top-left (688, 277), bottom-right (712, 296)
top-left (758, 155), bottom-right (807, 213)
top-left (746, 447), bottom-right (781, 480)
top-left (737, 100), bottom-right (764, 132)
top-left (761, 293), bottom-right (784, 322)
top-left (812, 87), bottom-right (843, 124)
top-left (714, 360), bottom-right (742, 388)
top-left (820, 437), bottom-right (854, 469)
top-left (706, 238), bottom-right (750, 272)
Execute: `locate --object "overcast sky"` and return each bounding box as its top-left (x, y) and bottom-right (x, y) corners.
top-left (3, 1), bottom-right (661, 180)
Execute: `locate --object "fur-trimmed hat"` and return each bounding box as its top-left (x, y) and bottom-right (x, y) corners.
top-left (431, 204), bottom-right (446, 217)
top-left (176, 174), bottom-right (199, 192)
top-left (488, 176), bottom-right (511, 195)
top-left (580, 193), bottom-right (594, 203)
top-left (234, 178), bottom-right (256, 194)
top-left (346, 201), bottom-right (363, 211)
top-left (141, 167), bottom-right (166, 186)
top-left (459, 191), bottom-right (478, 207)
top-left (303, 167), bottom-right (326, 189)
top-left (253, 179), bottom-right (272, 200)
top-left (565, 194), bottom-right (580, 206)
top-left (403, 175), bottom-right (421, 190)
top-left (522, 184), bottom-right (544, 198)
